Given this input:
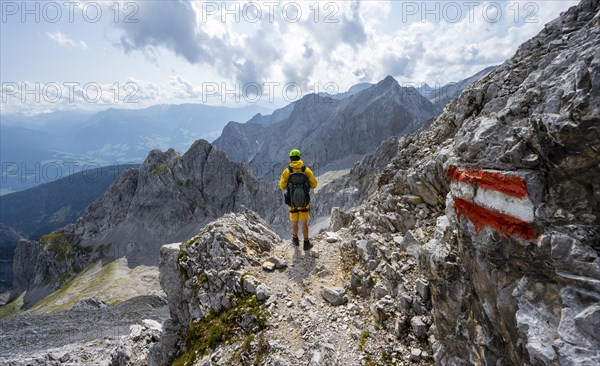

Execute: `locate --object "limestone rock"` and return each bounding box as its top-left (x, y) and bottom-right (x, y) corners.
top-left (321, 287), bottom-right (348, 306)
top-left (267, 256), bottom-right (287, 269)
top-left (149, 208), bottom-right (281, 365)
top-left (262, 261), bottom-right (276, 271)
top-left (256, 284), bottom-right (271, 302)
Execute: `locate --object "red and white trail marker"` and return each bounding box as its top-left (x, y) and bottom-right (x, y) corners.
top-left (446, 166), bottom-right (537, 240)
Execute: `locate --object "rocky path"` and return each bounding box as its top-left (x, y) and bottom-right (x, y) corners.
top-left (246, 230), bottom-right (434, 366)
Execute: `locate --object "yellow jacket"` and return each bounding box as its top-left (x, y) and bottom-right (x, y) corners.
top-left (279, 160), bottom-right (318, 191)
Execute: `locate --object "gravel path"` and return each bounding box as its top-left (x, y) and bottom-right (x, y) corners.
top-left (246, 231), bottom-right (434, 365)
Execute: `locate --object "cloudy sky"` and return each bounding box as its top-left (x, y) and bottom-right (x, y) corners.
top-left (1, 0), bottom-right (578, 114)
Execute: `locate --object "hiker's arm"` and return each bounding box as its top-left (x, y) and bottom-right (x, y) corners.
top-left (307, 168), bottom-right (318, 189)
top-left (279, 170), bottom-right (288, 190)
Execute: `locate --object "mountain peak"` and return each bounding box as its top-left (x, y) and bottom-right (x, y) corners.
top-left (381, 75), bottom-right (398, 85)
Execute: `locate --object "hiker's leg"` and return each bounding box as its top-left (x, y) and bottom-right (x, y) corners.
top-left (301, 219), bottom-right (309, 240)
top-left (290, 209), bottom-right (299, 237)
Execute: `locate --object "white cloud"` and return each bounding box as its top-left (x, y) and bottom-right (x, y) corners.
top-left (3, 0), bottom-right (579, 116)
top-left (46, 31), bottom-right (88, 49)
top-left (110, 0), bottom-right (578, 93)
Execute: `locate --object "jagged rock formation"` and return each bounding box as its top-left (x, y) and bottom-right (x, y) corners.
top-left (426, 2), bottom-right (600, 363)
top-left (149, 207), bottom-right (278, 365)
top-left (12, 140), bottom-right (289, 307)
top-left (10, 237), bottom-right (39, 295)
top-left (321, 1), bottom-right (600, 364)
top-left (214, 76), bottom-right (438, 174)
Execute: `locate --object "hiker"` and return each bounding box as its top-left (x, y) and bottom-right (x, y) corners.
top-left (280, 149), bottom-right (318, 250)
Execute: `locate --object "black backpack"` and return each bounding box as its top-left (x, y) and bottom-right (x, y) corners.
top-left (285, 166), bottom-right (310, 207)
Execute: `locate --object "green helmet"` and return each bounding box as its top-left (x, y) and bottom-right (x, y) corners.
top-left (289, 149), bottom-right (301, 158)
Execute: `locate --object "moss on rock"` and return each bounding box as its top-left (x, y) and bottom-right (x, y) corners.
top-left (172, 294), bottom-right (268, 366)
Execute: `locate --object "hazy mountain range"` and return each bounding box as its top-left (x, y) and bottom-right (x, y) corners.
top-left (1, 104), bottom-right (271, 194)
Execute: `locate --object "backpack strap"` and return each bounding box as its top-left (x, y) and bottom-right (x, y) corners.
top-left (289, 165), bottom-right (307, 174)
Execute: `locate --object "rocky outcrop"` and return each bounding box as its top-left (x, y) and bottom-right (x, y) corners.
top-left (214, 76), bottom-right (438, 175)
top-left (427, 2), bottom-right (600, 363)
top-left (332, 1), bottom-right (600, 365)
top-left (14, 233), bottom-right (96, 308)
top-left (149, 206), bottom-right (279, 365)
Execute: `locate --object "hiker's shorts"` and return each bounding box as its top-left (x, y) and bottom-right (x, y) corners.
top-left (289, 205), bottom-right (310, 221)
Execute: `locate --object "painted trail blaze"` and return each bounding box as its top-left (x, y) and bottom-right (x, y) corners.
top-left (446, 166), bottom-right (528, 199)
top-left (447, 166), bottom-right (536, 240)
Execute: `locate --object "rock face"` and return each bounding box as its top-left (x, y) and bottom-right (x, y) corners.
top-left (337, 1), bottom-right (600, 364)
top-left (246, 102), bottom-right (295, 127)
top-left (149, 207), bottom-right (279, 365)
top-left (0, 224), bottom-right (23, 295)
top-left (426, 66), bottom-right (498, 110)
top-left (214, 76), bottom-right (438, 175)
top-left (70, 140), bottom-right (285, 263)
top-left (428, 2), bottom-right (600, 364)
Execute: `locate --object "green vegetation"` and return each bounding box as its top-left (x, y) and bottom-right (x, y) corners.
top-left (193, 274), bottom-right (208, 296)
top-left (467, 95), bottom-right (476, 106)
top-left (231, 333), bottom-right (267, 365)
top-left (254, 334), bottom-right (269, 365)
top-left (380, 349), bottom-right (397, 365)
top-left (151, 163), bottom-right (170, 175)
top-left (198, 273), bottom-right (208, 286)
top-left (358, 174), bottom-right (367, 188)
top-left (40, 232), bottom-right (91, 261)
top-left (0, 292), bottom-right (25, 318)
top-left (178, 249), bottom-right (189, 280)
top-left (358, 330), bottom-right (369, 351)
top-left (172, 295), bottom-right (268, 366)
top-left (183, 236), bottom-right (198, 247)
top-left (364, 355), bottom-right (376, 366)
top-left (465, 94), bottom-right (484, 119)
top-left (241, 334), bottom-right (254, 354)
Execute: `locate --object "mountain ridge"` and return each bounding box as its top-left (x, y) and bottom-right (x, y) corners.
top-left (214, 75), bottom-right (439, 175)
